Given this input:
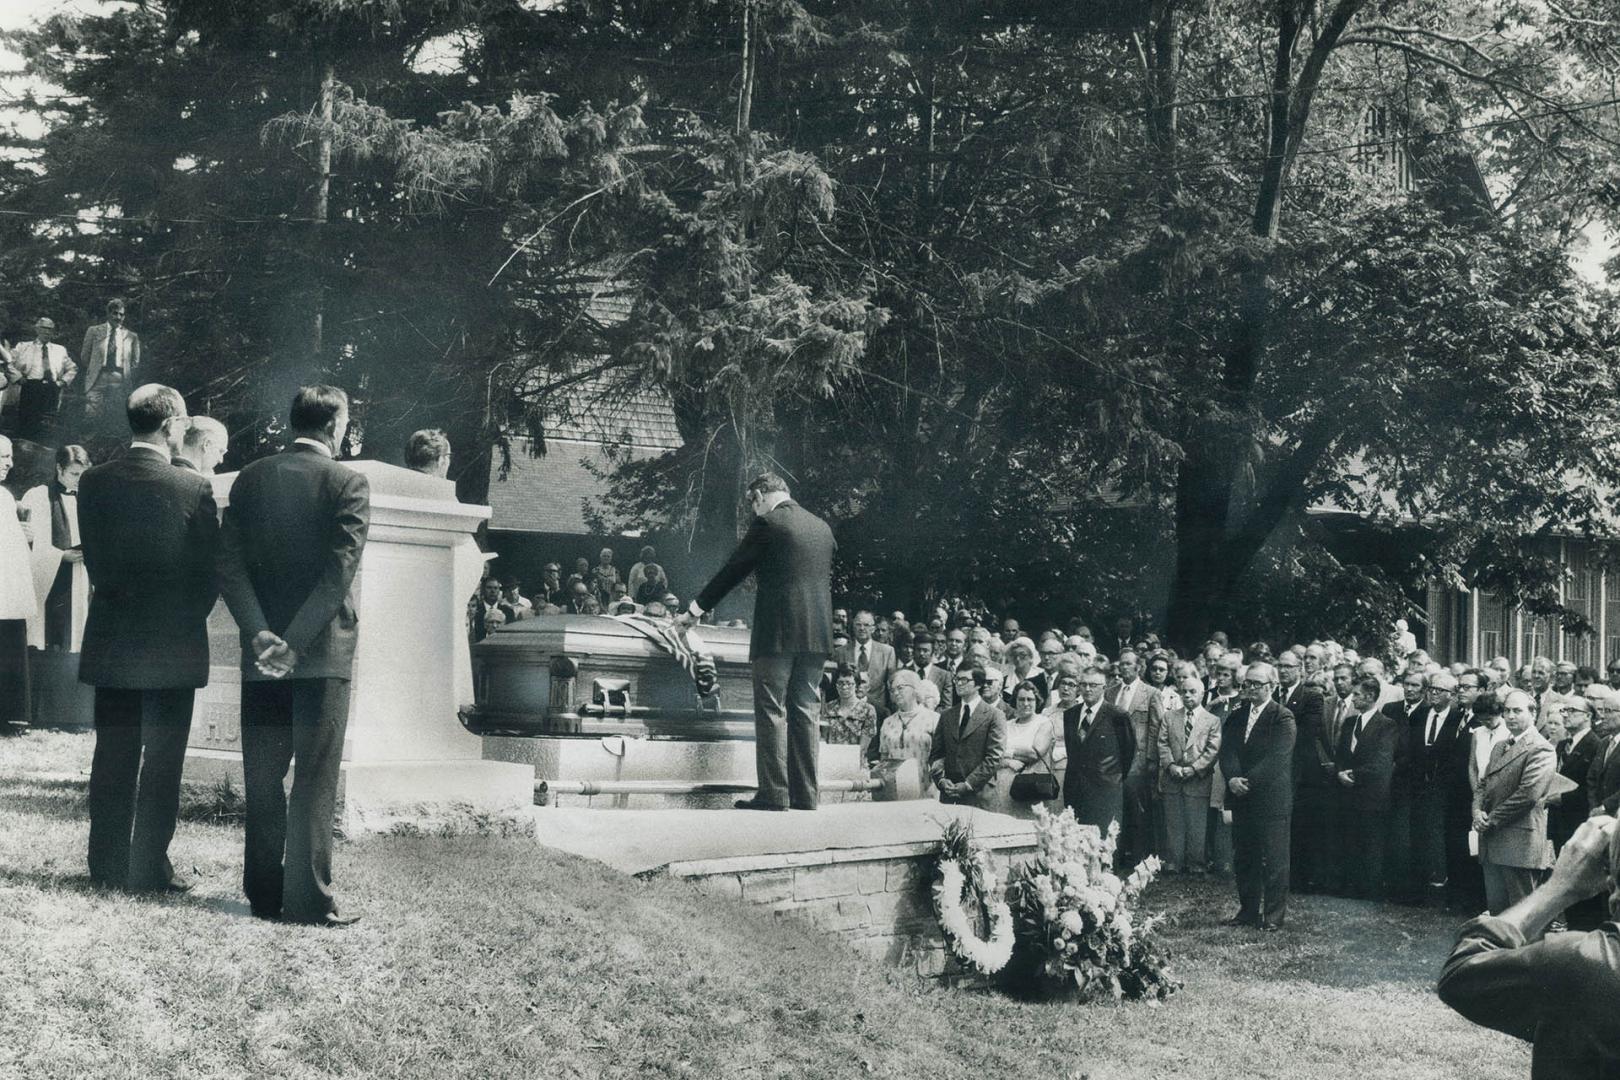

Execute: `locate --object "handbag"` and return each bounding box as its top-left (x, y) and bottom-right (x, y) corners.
top-left (1009, 738), bottom-right (1060, 803)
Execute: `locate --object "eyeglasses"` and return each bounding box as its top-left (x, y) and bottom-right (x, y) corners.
top-left (1241, 679), bottom-right (1271, 689)
top-left (953, 674), bottom-right (976, 683)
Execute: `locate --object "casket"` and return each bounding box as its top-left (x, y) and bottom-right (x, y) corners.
top-left (463, 614), bottom-right (757, 740)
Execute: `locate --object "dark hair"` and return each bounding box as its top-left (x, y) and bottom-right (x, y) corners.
top-left (404, 428), bottom-right (451, 470)
top-left (1578, 665), bottom-right (1600, 683)
top-left (1355, 675), bottom-right (1384, 698)
top-left (1473, 694), bottom-right (1504, 721)
top-left (106, 298), bottom-right (126, 314)
top-left (643, 563), bottom-right (665, 582)
top-left (126, 385), bottom-right (186, 436)
top-left (639, 545), bottom-right (656, 560)
top-left (746, 472), bottom-right (789, 498)
top-left (833, 663), bottom-right (857, 683)
top-left (970, 666), bottom-right (990, 687)
top-left (290, 385), bottom-right (349, 435)
top-left (911, 631), bottom-right (933, 647)
top-left (55, 444), bottom-right (91, 469)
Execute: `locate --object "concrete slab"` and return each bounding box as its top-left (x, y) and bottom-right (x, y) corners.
top-left (533, 800), bottom-right (1037, 876)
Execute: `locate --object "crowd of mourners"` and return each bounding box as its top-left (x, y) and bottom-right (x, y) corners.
top-left (816, 604), bottom-right (1620, 933)
top-left (465, 544), bottom-right (691, 643)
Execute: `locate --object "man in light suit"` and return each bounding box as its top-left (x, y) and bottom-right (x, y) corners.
top-left (837, 610), bottom-right (896, 716)
top-left (2, 317), bottom-right (77, 443)
top-left (1061, 668), bottom-right (1135, 838)
top-left (217, 386), bottom-right (370, 926)
top-left (691, 473), bottom-right (835, 812)
top-left (1157, 675), bottom-right (1222, 874)
top-left (1220, 661), bottom-right (1296, 929)
top-left (929, 666), bottom-right (1006, 806)
top-left (1111, 649), bottom-right (1159, 865)
top-left (1335, 675), bottom-right (1400, 899)
top-left (1474, 689), bottom-right (1556, 914)
top-left (78, 385), bottom-right (217, 891)
top-left (80, 299), bottom-right (141, 430)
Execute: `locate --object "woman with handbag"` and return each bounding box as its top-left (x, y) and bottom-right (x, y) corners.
top-left (983, 679), bottom-right (1058, 818)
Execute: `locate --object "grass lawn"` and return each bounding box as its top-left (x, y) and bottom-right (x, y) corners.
top-left (1, 730), bottom-right (1529, 1079)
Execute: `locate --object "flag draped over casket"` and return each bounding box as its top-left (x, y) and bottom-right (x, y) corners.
top-left (612, 613), bottom-right (719, 698)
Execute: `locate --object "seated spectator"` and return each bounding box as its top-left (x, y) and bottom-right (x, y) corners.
top-left (1438, 815), bottom-right (1620, 1078)
top-left (626, 544), bottom-right (657, 602)
top-left (468, 577), bottom-right (514, 643)
top-left (823, 663), bottom-right (878, 750)
top-left (500, 576), bottom-right (532, 620)
top-left (538, 562), bottom-right (566, 606)
top-left (404, 428), bottom-right (451, 477)
top-left (612, 598), bottom-right (640, 615)
top-left (565, 581), bottom-right (598, 615)
top-left (871, 669), bottom-right (939, 796)
top-left (635, 563), bottom-right (670, 606)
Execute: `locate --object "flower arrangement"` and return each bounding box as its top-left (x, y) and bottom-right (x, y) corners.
top-left (931, 818), bottom-right (1015, 975)
top-left (1004, 805), bottom-right (1180, 1002)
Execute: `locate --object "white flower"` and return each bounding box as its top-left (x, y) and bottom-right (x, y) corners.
top-left (1060, 910), bottom-right (1084, 935)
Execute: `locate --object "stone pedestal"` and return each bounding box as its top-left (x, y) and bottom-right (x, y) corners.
top-left (186, 460), bottom-right (534, 833)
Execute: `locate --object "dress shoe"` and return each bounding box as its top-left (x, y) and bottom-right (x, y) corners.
top-left (1222, 914), bottom-right (1260, 928)
top-left (163, 880), bottom-right (194, 895)
top-left (1260, 920), bottom-right (1285, 932)
top-left (296, 912), bottom-right (361, 929)
top-left (250, 908), bottom-right (282, 922)
top-left (734, 798), bottom-right (788, 811)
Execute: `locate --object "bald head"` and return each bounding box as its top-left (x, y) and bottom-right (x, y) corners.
top-left (127, 385), bottom-right (187, 441)
top-left (177, 416), bottom-right (229, 473)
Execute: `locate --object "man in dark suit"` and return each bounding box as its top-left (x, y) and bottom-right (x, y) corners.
top-left (1060, 668), bottom-right (1134, 838)
top-left (837, 610), bottom-right (896, 716)
top-left (1406, 671), bottom-right (1463, 906)
top-left (1219, 661), bottom-right (1296, 929)
top-left (78, 385), bottom-right (217, 892)
top-left (1445, 670), bottom-right (1490, 910)
top-left (468, 576), bottom-right (516, 644)
top-left (1585, 688), bottom-right (1620, 819)
top-left (1278, 650), bottom-right (1333, 893)
top-left (1334, 674), bottom-right (1399, 900)
top-left (690, 473), bottom-right (834, 812)
top-left (929, 667), bottom-right (1006, 805)
top-left (909, 632), bottom-right (951, 705)
top-left (217, 386), bottom-right (370, 926)
top-left (1380, 669), bottom-right (1428, 902)
top-left (1550, 694), bottom-right (1604, 929)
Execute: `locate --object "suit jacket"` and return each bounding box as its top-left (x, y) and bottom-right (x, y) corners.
top-left (1157, 704), bottom-right (1222, 797)
top-left (1476, 728), bottom-right (1556, 870)
top-left (917, 662), bottom-right (951, 706)
top-left (837, 639), bottom-right (897, 715)
top-left (1281, 680), bottom-right (1332, 789)
top-left (216, 443), bottom-right (371, 681)
top-left (695, 499), bottom-right (835, 661)
top-left (1383, 699), bottom-right (1427, 798)
top-left (1334, 708), bottom-right (1399, 812)
top-left (77, 445), bottom-right (218, 689)
top-left (929, 697), bottom-right (1006, 795)
top-left (1061, 700), bottom-right (1135, 808)
top-left (1218, 700), bottom-right (1296, 820)
top-left (1586, 735), bottom-right (1620, 818)
top-left (1551, 729), bottom-right (1600, 845)
top-left (79, 322), bottom-right (141, 392)
top-left (1107, 679), bottom-right (1157, 771)
top-left (1410, 704), bottom-right (1466, 791)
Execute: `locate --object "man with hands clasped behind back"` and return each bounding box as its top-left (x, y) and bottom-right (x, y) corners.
top-left (217, 386), bottom-right (370, 926)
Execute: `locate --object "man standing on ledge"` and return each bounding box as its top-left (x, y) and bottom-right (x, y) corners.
top-left (688, 473), bottom-right (835, 812)
top-left (217, 386), bottom-right (370, 925)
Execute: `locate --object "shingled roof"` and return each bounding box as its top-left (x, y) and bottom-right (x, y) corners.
top-left (486, 371), bottom-right (683, 535)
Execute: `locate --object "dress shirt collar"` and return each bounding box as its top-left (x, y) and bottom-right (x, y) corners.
top-left (293, 437), bottom-right (334, 457)
top-left (128, 441), bottom-right (169, 459)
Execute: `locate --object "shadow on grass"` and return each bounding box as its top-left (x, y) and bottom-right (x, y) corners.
top-left (0, 782), bottom-right (88, 823)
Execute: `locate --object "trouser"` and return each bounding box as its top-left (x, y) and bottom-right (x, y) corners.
top-left (1232, 812), bottom-right (1290, 924)
top-left (1384, 790), bottom-right (1414, 900)
top-left (0, 620), bottom-right (28, 727)
top-left (750, 652), bottom-right (826, 810)
top-left (17, 379), bottom-right (62, 444)
top-left (241, 678), bottom-right (350, 921)
top-left (1123, 764), bottom-right (1157, 864)
top-left (1341, 806), bottom-right (1388, 899)
top-left (1161, 790), bottom-right (1208, 872)
top-left (1291, 785), bottom-right (1336, 891)
top-left (83, 371), bottom-right (127, 429)
top-left (1410, 786), bottom-right (1448, 897)
top-left (1481, 859), bottom-right (1538, 916)
top-left (86, 687), bottom-right (195, 889)
top-left (1444, 796), bottom-right (1482, 909)
top-left (44, 563), bottom-right (72, 648)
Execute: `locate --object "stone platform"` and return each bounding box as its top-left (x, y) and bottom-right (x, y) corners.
top-left (535, 801), bottom-right (1037, 978)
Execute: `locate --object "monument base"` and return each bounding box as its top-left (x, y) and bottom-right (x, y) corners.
top-left (184, 748), bottom-right (534, 836)
top-left (534, 801), bottom-right (1037, 980)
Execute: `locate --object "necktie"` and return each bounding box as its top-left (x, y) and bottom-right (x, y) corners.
top-left (1116, 684), bottom-right (1128, 709)
top-left (1183, 713), bottom-right (1194, 746)
top-left (859, 644), bottom-right (869, 672)
top-left (1352, 717), bottom-right (1364, 754)
top-left (1079, 705), bottom-right (1094, 740)
top-left (959, 702), bottom-right (972, 738)
top-left (1426, 710), bottom-right (1439, 746)
top-left (106, 328), bottom-right (120, 371)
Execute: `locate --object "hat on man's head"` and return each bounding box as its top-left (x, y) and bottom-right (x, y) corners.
top-left (501, 574), bottom-right (522, 588)
top-left (35, 317), bottom-right (55, 329)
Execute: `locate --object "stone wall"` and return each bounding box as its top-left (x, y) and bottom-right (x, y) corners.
top-left (663, 838), bottom-right (1034, 981)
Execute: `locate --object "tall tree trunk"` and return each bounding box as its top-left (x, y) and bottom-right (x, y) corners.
top-left (311, 59), bottom-right (334, 363)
